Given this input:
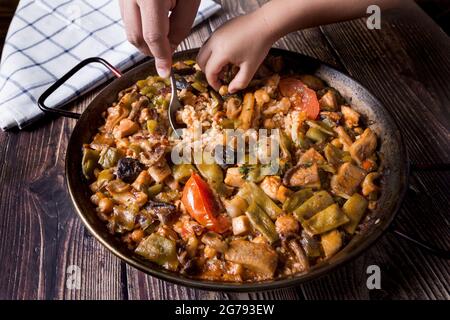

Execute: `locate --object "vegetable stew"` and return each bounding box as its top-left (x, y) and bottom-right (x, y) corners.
top-left (83, 56), bottom-right (381, 282)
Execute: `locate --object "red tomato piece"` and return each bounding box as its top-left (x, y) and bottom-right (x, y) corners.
top-left (181, 173), bottom-right (230, 233)
top-left (279, 77), bottom-right (320, 119)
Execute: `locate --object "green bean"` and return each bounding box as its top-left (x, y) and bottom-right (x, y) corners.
top-left (293, 190), bottom-right (334, 221)
top-left (306, 127), bottom-right (328, 143)
top-left (283, 188), bottom-right (314, 213)
top-left (303, 203), bottom-right (349, 235)
top-left (245, 201), bottom-right (279, 244)
top-left (242, 182), bottom-right (283, 220)
top-left (342, 193), bottom-right (368, 234)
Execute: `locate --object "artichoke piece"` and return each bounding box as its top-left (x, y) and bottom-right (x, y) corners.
top-left (135, 234), bottom-right (179, 271)
top-left (98, 147), bottom-right (120, 169)
top-left (82, 147), bottom-right (100, 179)
top-left (172, 164), bottom-right (196, 183)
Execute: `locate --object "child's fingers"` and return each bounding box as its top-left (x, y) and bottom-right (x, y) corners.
top-left (137, 0), bottom-right (172, 78)
top-left (228, 62), bottom-right (255, 93)
top-left (119, 0), bottom-right (150, 56)
top-left (196, 44), bottom-right (212, 72)
top-left (204, 54), bottom-right (227, 91)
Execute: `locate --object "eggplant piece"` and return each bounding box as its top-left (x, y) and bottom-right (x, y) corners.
top-left (330, 162), bottom-right (366, 198)
top-left (175, 76), bottom-right (190, 90)
top-left (116, 157), bottom-right (145, 183)
top-left (224, 239), bottom-right (278, 278)
top-left (349, 128), bottom-right (378, 164)
top-left (286, 238), bottom-right (310, 272)
top-left (145, 199), bottom-right (179, 225)
top-left (201, 232), bottom-right (228, 253)
top-left (300, 231), bottom-right (322, 258)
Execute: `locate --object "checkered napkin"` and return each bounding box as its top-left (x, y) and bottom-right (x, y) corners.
top-left (0, 0), bottom-right (221, 130)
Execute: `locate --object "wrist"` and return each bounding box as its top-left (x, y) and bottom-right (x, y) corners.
top-left (249, 6), bottom-right (283, 45)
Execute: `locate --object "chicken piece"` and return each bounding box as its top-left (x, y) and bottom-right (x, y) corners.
top-left (263, 97), bottom-right (291, 115)
top-left (331, 163), bottom-right (366, 197)
top-left (299, 148), bottom-right (325, 165)
top-left (224, 167), bottom-right (245, 187)
top-left (334, 126), bottom-right (353, 151)
top-left (113, 119), bottom-right (139, 138)
top-left (254, 89), bottom-right (270, 107)
top-left (224, 97), bottom-right (242, 119)
top-left (321, 230), bottom-right (342, 258)
top-left (104, 93), bottom-right (133, 132)
top-left (362, 172), bottom-right (380, 196)
top-left (349, 128), bottom-right (378, 164)
top-left (232, 215), bottom-right (251, 236)
top-left (148, 162), bottom-right (171, 183)
top-left (275, 214), bottom-right (299, 237)
top-left (276, 185), bottom-right (293, 203)
top-left (341, 105), bottom-right (360, 127)
top-left (224, 240), bottom-right (278, 278)
top-left (283, 163), bottom-right (321, 188)
top-left (238, 93), bottom-right (254, 130)
top-left (259, 176), bottom-right (281, 201)
top-left (319, 90), bottom-right (338, 111)
top-left (131, 170), bottom-right (151, 191)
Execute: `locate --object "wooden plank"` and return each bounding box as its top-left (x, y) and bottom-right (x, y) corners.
top-left (299, 3), bottom-right (450, 300)
top-left (0, 0), bottom-right (448, 300)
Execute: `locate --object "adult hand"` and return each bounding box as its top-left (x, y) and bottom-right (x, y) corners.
top-left (119, 0), bottom-right (201, 77)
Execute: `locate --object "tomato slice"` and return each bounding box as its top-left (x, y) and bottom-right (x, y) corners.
top-left (279, 77), bottom-right (320, 120)
top-left (181, 173), bottom-right (230, 233)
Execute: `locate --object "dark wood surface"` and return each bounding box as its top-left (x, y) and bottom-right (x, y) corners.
top-left (0, 0), bottom-right (449, 300)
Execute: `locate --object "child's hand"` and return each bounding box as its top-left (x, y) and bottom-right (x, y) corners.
top-left (197, 12), bottom-right (278, 93)
top-left (119, 0), bottom-right (201, 77)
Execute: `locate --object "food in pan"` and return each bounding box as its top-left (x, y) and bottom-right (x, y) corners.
top-left (82, 56), bottom-right (381, 282)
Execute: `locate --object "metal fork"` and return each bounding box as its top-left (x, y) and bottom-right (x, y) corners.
top-left (168, 70), bottom-right (182, 138)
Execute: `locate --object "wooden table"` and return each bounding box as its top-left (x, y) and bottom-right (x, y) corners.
top-left (0, 0), bottom-right (449, 300)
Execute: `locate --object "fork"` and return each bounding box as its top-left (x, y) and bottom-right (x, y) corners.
top-left (168, 70), bottom-right (183, 138)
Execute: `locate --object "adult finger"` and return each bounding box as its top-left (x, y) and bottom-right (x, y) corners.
top-left (137, 0), bottom-right (172, 77)
top-left (228, 62), bottom-right (255, 93)
top-left (119, 0), bottom-right (150, 55)
top-left (168, 0), bottom-right (201, 49)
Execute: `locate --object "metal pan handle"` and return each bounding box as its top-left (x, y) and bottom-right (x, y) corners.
top-left (37, 57), bottom-right (122, 119)
top-left (390, 162), bottom-right (450, 260)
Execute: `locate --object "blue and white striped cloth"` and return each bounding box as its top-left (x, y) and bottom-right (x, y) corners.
top-left (0, 0), bottom-right (221, 130)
